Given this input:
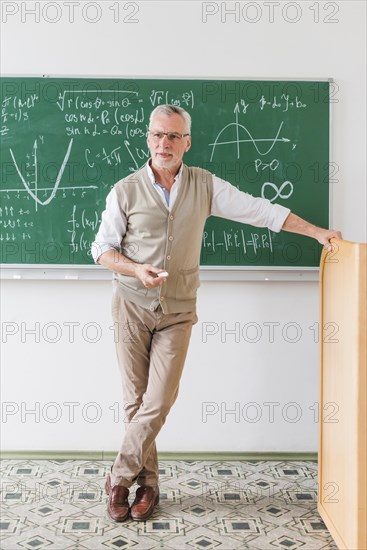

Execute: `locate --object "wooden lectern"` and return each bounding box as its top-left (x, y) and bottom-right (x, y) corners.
top-left (318, 239), bottom-right (367, 549)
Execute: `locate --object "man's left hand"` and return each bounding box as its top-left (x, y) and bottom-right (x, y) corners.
top-left (316, 229), bottom-right (343, 251)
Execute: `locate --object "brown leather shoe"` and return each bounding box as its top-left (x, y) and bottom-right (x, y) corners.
top-left (130, 485), bottom-right (159, 521)
top-left (105, 474), bottom-right (130, 522)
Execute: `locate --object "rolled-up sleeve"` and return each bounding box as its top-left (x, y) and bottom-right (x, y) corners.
top-left (211, 176), bottom-right (290, 233)
top-left (91, 188), bottom-right (127, 263)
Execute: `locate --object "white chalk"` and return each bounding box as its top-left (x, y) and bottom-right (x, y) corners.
top-left (157, 271), bottom-right (169, 278)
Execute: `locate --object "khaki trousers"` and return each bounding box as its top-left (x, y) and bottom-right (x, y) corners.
top-left (110, 281), bottom-right (197, 488)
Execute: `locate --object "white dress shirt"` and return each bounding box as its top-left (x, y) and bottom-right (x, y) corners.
top-left (92, 162), bottom-right (290, 262)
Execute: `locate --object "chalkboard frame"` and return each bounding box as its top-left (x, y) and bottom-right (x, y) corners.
top-left (0, 74), bottom-right (333, 280)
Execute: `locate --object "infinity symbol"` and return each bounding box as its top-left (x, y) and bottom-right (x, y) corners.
top-left (261, 180), bottom-right (294, 203)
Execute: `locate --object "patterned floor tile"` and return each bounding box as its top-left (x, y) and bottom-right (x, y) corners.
top-left (0, 460), bottom-right (338, 549)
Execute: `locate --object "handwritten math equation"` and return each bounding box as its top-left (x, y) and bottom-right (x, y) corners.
top-left (203, 228), bottom-right (273, 258)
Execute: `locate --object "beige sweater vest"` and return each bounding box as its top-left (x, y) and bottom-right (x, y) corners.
top-left (114, 163), bottom-right (213, 313)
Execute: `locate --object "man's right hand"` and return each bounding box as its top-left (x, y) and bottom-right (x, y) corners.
top-left (97, 250), bottom-right (167, 286)
top-left (134, 264), bottom-right (167, 289)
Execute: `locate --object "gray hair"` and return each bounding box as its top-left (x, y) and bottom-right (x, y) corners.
top-left (149, 104), bottom-right (191, 134)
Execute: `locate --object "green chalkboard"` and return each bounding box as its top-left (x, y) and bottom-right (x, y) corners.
top-left (0, 77), bottom-right (330, 267)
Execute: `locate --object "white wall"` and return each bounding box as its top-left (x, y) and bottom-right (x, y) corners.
top-left (1, 1), bottom-right (366, 453)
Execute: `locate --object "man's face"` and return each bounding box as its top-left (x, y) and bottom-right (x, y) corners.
top-left (147, 113), bottom-right (191, 172)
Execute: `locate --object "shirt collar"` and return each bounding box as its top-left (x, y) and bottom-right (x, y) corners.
top-left (146, 159), bottom-right (184, 185)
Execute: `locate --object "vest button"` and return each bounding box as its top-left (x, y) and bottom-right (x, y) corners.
top-left (168, 236), bottom-right (174, 241)
top-left (160, 296), bottom-right (165, 301)
top-left (166, 255), bottom-right (171, 260)
top-left (169, 215), bottom-right (174, 220)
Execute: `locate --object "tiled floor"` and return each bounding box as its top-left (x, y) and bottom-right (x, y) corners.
top-left (0, 459), bottom-right (337, 549)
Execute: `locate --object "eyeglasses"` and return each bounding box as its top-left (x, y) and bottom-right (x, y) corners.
top-left (148, 131), bottom-right (190, 143)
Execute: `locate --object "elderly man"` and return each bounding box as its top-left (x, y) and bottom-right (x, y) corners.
top-left (92, 104), bottom-right (341, 522)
